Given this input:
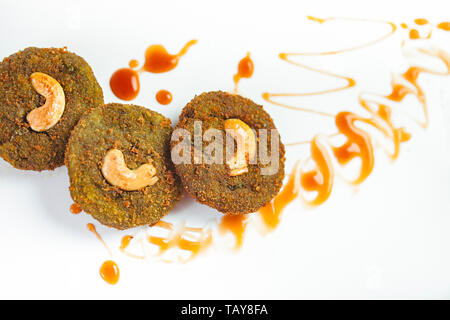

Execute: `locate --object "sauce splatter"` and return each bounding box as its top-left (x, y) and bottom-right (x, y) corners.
top-left (110, 40), bottom-right (197, 101)
top-left (233, 52), bottom-right (254, 93)
top-left (155, 89), bottom-right (173, 105)
top-left (110, 68), bottom-right (140, 101)
top-left (70, 203), bottom-right (82, 214)
top-left (100, 260), bottom-right (120, 285)
top-left (401, 23), bottom-right (408, 29)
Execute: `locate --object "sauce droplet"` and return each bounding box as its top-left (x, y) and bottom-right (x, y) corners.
top-left (233, 52), bottom-right (254, 93)
top-left (110, 68), bottom-right (140, 101)
top-left (414, 18), bottom-right (428, 26)
top-left (120, 235), bottom-right (133, 250)
top-left (155, 89), bottom-right (172, 105)
top-left (70, 203), bottom-right (82, 214)
top-left (437, 22), bottom-right (450, 31)
top-left (100, 260), bottom-right (120, 285)
top-left (409, 29), bottom-right (420, 39)
top-left (128, 59), bottom-right (139, 69)
top-left (400, 23), bottom-right (408, 29)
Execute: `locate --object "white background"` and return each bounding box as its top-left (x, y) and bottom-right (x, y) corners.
top-left (1, 0), bottom-right (450, 299)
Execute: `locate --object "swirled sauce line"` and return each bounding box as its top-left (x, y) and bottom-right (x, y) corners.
top-left (258, 16), bottom-right (450, 228)
top-left (333, 112), bottom-right (374, 184)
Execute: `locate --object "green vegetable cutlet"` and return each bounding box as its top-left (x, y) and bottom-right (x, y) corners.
top-left (0, 47), bottom-right (103, 171)
top-left (66, 103), bottom-right (182, 230)
top-left (172, 91), bottom-right (285, 215)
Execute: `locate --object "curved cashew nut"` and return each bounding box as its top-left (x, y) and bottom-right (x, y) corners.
top-left (224, 119), bottom-right (256, 176)
top-left (27, 72), bottom-right (65, 132)
top-left (101, 148), bottom-right (158, 191)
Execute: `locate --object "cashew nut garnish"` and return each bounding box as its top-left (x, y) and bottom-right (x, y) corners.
top-left (27, 72), bottom-right (65, 132)
top-left (224, 119), bottom-right (256, 176)
top-left (101, 148), bottom-right (158, 191)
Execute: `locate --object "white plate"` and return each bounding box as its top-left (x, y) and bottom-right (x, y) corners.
top-left (1, 0), bottom-right (450, 299)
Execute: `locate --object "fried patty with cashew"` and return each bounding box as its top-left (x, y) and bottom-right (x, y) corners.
top-left (66, 103), bottom-right (182, 229)
top-left (0, 47), bottom-right (103, 171)
top-left (172, 91), bottom-right (285, 215)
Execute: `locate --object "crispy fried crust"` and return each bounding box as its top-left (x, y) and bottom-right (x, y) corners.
top-left (172, 91), bottom-right (285, 215)
top-left (66, 103), bottom-right (182, 229)
top-left (0, 47), bottom-right (103, 170)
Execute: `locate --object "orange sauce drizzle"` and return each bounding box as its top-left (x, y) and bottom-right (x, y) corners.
top-left (87, 223), bottom-right (118, 285)
top-left (100, 260), bottom-right (120, 285)
top-left (333, 112), bottom-right (374, 184)
top-left (233, 52), bottom-right (254, 93)
top-left (155, 89), bottom-right (173, 105)
top-left (143, 40), bottom-right (197, 73)
top-left (300, 136), bottom-right (334, 204)
top-left (219, 215), bottom-right (248, 249)
top-left (110, 40), bottom-right (197, 101)
top-left (259, 162), bottom-right (301, 229)
top-left (147, 220), bottom-right (212, 261)
top-left (437, 22), bottom-right (450, 31)
top-left (70, 203), bottom-right (82, 214)
top-left (401, 23), bottom-right (408, 29)
top-left (262, 17), bottom-right (395, 113)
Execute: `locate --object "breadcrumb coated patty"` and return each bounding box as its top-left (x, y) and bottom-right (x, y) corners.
top-left (66, 103), bottom-right (182, 229)
top-left (172, 91), bottom-right (285, 215)
top-left (0, 47), bottom-right (104, 171)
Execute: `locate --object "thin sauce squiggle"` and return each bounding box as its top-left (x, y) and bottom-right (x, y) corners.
top-left (147, 221), bottom-right (212, 262)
